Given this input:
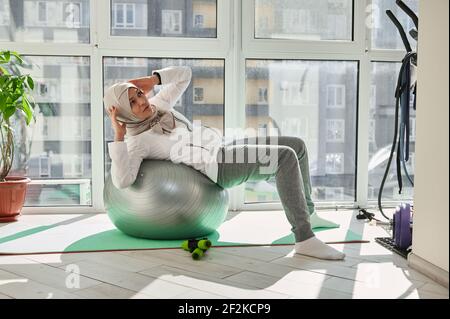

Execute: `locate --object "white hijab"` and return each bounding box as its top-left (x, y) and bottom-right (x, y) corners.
top-left (103, 82), bottom-right (175, 136)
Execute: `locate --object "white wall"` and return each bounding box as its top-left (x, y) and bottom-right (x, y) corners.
top-left (412, 0), bottom-right (449, 272)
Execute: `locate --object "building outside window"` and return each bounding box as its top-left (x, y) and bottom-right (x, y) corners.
top-left (326, 153), bottom-right (345, 174)
top-left (0, 0), bottom-right (9, 26)
top-left (74, 118), bottom-right (83, 139)
top-left (38, 82), bottom-right (48, 96)
top-left (410, 117), bottom-right (416, 141)
top-left (280, 117), bottom-right (309, 139)
top-left (406, 153), bottom-right (415, 173)
top-left (162, 9), bottom-right (182, 35)
top-left (258, 87), bottom-right (268, 104)
top-left (245, 59), bottom-right (357, 203)
top-left (393, 185), bottom-right (414, 200)
top-left (110, 0), bottom-right (216, 38)
top-left (39, 154), bottom-right (51, 177)
top-left (369, 60), bottom-right (416, 202)
top-left (369, 119), bottom-right (376, 143)
top-left (281, 81), bottom-right (310, 106)
top-left (2, 0), bottom-right (418, 210)
top-left (326, 84), bottom-right (345, 108)
top-left (37, 1), bottom-right (48, 23)
top-left (113, 3), bottom-right (135, 28)
top-left (325, 187), bottom-right (345, 200)
top-left (194, 14), bottom-right (204, 28)
top-left (193, 87), bottom-right (204, 103)
top-left (66, 154), bottom-right (83, 177)
top-left (370, 85), bottom-right (377, 110)
top-left (368, 186), bottom-right (376, 200)
top-left (255, 0), bottom-right (352, 41)
top-left (63, 2), bottom-right (82, 28)
top-left (43, 120), bottom-right (49, 138)
top-left (326, 119), bottom-right (345, 143)
top-left (282, 9), bottom-right (313, 34)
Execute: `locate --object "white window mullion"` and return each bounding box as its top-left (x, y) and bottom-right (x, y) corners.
top-left (90, 46), bottom-right (105, 212)
top-left (89, 0), bottom-right (108, 213)
top-left (355, 0), bottom-right (372, 209)
top-left (97, 0), bottom-right (111, 47)
top-left (89, 0), bottom-right (105, 212)
top-left (226, 0), bottom-right (245, 211)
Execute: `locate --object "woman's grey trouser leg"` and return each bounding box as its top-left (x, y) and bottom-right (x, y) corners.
top-left (216, 136), bottom-right (315, 242)
top-left (222, 136), bottom-right (315, 214)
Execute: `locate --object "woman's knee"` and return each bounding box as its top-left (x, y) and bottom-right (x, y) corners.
top-left (294, 137), bottom-right (307, 154)
top-left (279, 146), bottom-right (298, 164)
top-left (282, 136), bottom-right (307, 157)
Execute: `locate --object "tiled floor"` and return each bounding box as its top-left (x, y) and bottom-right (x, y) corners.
top-left (0, 211), bottom-right (448, 299)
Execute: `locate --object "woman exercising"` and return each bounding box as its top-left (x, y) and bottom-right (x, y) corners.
top-left (104, 66), bottom-right (345, 260)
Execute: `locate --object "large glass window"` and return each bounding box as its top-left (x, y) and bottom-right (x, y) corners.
top-left (255, 0), bottom-right (353, 41)
top-left (368, 62), bottom-right (415, 201)
top-left (1, 0), bottom-right (420, 211)
top-left (244, 60), bottom-right (358, 203)
top-left (103, 58), bottom-right (225, 174)
top-left (370, 0), bottom-right (419, 50)
top-left (0, 0), bottom-right (90, 43)
top-left (110, 0), bottom-right (217, 38)
top-left (9, 56), bottom-right (92, 206)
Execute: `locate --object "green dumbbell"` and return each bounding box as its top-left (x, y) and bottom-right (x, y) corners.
top-left (181, 238), bottom-right (212, 260)
top-left (191, 248), bottom-right (205, 260)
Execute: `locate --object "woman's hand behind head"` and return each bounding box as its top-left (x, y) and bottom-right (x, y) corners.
top-left (128, 75), bottom-right (159, 95)
top-left (107, 106), bottom-right (127, 141)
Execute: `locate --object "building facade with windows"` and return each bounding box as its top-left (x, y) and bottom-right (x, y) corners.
top-left (1, 0), bottom-right (417, 208)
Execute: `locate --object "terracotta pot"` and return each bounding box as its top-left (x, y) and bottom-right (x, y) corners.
top-left (0, 176), bottom-right (31, 222)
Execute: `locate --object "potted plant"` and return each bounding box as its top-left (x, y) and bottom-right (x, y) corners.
top-left (0, 50), bottom-right (36, 222)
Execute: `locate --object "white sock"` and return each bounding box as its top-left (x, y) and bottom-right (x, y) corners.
top-left (310, 212), bottom-right (340, 229)
top-left (295, 237), bottom-right (345, 260)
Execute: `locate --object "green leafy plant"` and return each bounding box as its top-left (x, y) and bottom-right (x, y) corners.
top-left (0, 50), bottom-right (36, 182)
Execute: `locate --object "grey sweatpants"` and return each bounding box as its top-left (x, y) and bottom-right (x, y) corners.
top-left (216, 136), bottom-right (315, 242)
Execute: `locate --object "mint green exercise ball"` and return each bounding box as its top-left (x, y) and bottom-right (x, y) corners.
top-left (104, 160), bottom-right (229, 239)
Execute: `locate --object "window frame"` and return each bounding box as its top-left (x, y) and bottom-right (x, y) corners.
top-left (4, 0), bottom-right (414, 214)
top-left (239, 0), bottom-right (417, 211)
top-left (243, 0), bottom-right (365, 55)
top-left (100, 1), bottom-right (229, 54)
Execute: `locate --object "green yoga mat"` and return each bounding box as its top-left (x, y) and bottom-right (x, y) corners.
top-left (0, 211), bottom-right (367, 255)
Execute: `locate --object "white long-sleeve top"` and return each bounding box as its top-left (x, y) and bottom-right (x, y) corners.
top-left (107, 66), bottom-right (223, 189)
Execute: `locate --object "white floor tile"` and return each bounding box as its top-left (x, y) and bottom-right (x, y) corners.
top-left (1, 211), bottom-right (446, 299)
